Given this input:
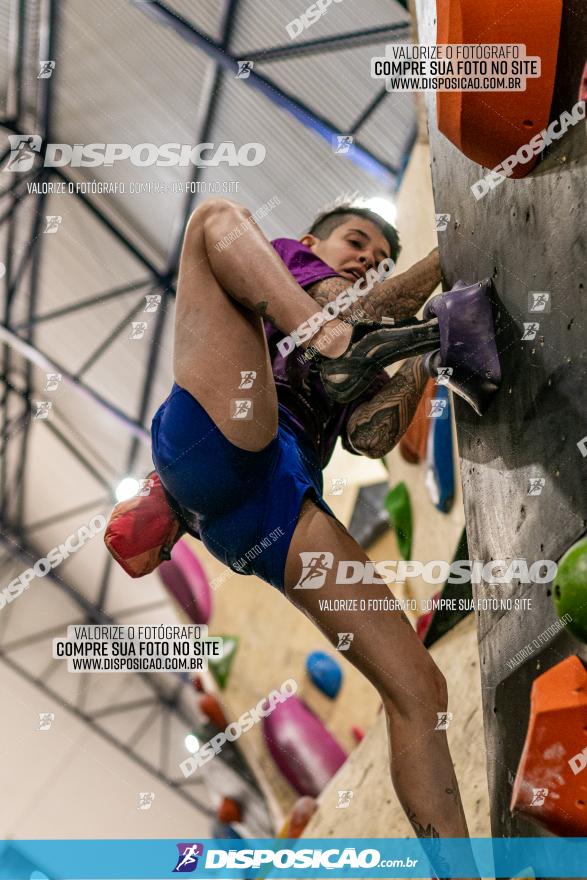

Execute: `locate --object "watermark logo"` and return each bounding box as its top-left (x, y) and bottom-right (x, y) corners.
top-left (214, 195), bottom-right (280, 252)
top-left (428, 398), bottom-right (448, 419)
top-left (578, 436), bottom-right (587, 458)
top-left (180, 680), bottom-right (297, 777)
top-left (45, 372), bottom-right (62, 392)
top-left (334, 135), bottom-right (353, 154)
top-left (471, 100), bottom-right (585, 200)
top-left (3, 137), bottom-right (266, 171)
top-left (236, 61), bottom-right (253, 79)
top-left (130, 321), bottom-right (148, 340)
top-left (144, 294), bottom-right (161, 313)
top-left (433, 213), bottom-right (451, 231)
top-left (505, 614), bottom-right (571, 672)
top-left (43, 215), bottom-right (62, 234)
top-left (239, 370), bottom-right (256, 389)
top-left (527, 478), bottom-right (545, 496)
top-left (173, 843), bottom-right (204, 873)
top-left (528, 291), bottom-right (551, 313)
top-left (278, 257), bottom-right (394, 357)
top-left (231, 399), bottom-right (253, 420)
top-left (522, 322), bottom-right (539, 341)
top-left (293, 552), bottom-right (334, 589)
top-left (336, 632), bottom-right (354, 651)
top-left (435, 711), bottom-right (453, 730)
top-left (292, 555), bottom-right (557, 587)
top-left (0, 514), bottom-right (106, 611)
top-left (32, 400), bottom-right (52, 420)
top-left (569, 747), bottom-right (587, 776)
top-left (328, 477), bottom-right (347, 496)
top-left (138, 792), bottom-right (155, 810)
top-left (137, 478), bottom-right (153, 497)
top-left (530, 788), bottom-right (549, 806)
top-left (337, 790), bottom-right (354, 809)
top-left (286, 0), bottom-right (344, 40)
top-left (4, 135), bottom-right (42, 172)
top-left (435, 366), bottom-right (453, 386)
top-left (37, 712), bottom-right (55, 731)
top-left (38, 60), bottom-right (56, 79)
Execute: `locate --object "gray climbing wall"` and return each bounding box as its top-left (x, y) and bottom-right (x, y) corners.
top-left (415, 0), bottom-right (587, 838)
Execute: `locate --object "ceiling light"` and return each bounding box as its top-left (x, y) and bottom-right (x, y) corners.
top-left (185, 733), bottom-right (200, 754)
top-left (115, 477), bottom-right (140, 502)
top-left (364, 196), bottom-right (397, 226)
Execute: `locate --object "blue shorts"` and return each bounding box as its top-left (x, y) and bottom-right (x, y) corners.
top-left (151, 383), bottom-right (335, 591)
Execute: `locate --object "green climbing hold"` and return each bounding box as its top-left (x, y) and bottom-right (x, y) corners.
top-left (384, 481), bottom-right (412, 560)
top-left (553, 536), bottom-right (587, 643)
top-left (208, 635), bottom-right (239, 689)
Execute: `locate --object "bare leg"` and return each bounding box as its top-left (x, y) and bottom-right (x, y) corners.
top-left (173, 199), bottom-right (351, 450)
top-left (285, 500), bottom-right (480, 879)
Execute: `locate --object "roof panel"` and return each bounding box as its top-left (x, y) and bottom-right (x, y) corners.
top-left (232, 0), bottom-right (410, 53)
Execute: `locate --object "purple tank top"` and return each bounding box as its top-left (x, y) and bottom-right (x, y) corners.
top-left (267, 238), bottom-right (389, 468)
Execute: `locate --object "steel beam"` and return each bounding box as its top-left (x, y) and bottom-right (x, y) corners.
top-left (246, 22), bottom-right (411, 63)
top-left (349, 86), bottom-right (389, 134)
top-left (0, 324), bottom-right (150, 443)
top-left (13, 278), bottom-right (153, 331)
top-left (132, 0), bottom-right (398, 183)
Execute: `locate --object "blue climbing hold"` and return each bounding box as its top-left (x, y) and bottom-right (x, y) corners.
top-left (306, 650), bottom-right (342, 699)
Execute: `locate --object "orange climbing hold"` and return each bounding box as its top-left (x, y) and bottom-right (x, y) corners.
top-left (217, 797), bottom-right (242, 824)
top-left (436, 0), bottom-right (563, 178)
top-left (200, 693), bottom-right (228, 731)
top-left (511, 655), bottom-right (587, 835)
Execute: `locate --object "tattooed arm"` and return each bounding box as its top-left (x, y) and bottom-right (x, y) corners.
top-left (345, 356), bottom-right (428, 459)
top-left (306, 248), bottom-right (441, 321)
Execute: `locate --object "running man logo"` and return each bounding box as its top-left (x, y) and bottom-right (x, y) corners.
top-left (236, 60), bottom-right (253, 79)
top-left (4, 135), bottom-right (42, 172)
top-left (37, 712), bottom-right (55, 731)
top-left (239, 370), bottom-right (257, 389)
top-left (38, 60), bottom-right (56, 79)
top-left (293, 552), bottom-right (334, 589)
top-left (336, 632), bottom-right (354, 651)
top-left (428, 398), bottom-right (448, 419)
top-left (530, 787), bottom-right (549, 806)
top-left (231, 399), bottom-right (253, 419)
top-left (45, 372), bottom-right (62, 392)
top-left (328, 477), bottom-right (347, 496)
top-left (334, 135), bottom-right (353, 154)
top-left (130, 322), bottom-right (148, 340)
top-left (522, 322), bottom-right (539, 341)
top-left (435, 711), bottom-right (453, 730)
top-left (433, 213), bottom-right (451, 231)
top-left (173, 843), bottom-right (204, 873)
top-left (144, 294), bottom-right (161, 313)
top-left (527, 478), bottom-right (545, 496)
top-left (138, 792), bottom-right (155, 810)
top-left (44, 215), bottom-right (62, 234)
top-left (337, 790), bottom-right (354, 809)
top-left (435, 366), bottom-right (453, 386)
top-left (528, 291), bottom-right (551, 313)
top-left (32, 401), bottom-right (52, 420)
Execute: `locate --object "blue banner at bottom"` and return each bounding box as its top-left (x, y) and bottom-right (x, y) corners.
top-left (2, 837), bottom-right (587, 879)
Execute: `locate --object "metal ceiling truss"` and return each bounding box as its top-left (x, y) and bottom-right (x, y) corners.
top-left (0, 0), bottom-right (417, 828)
top-left (0, 0), bottom-right (270, 830)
